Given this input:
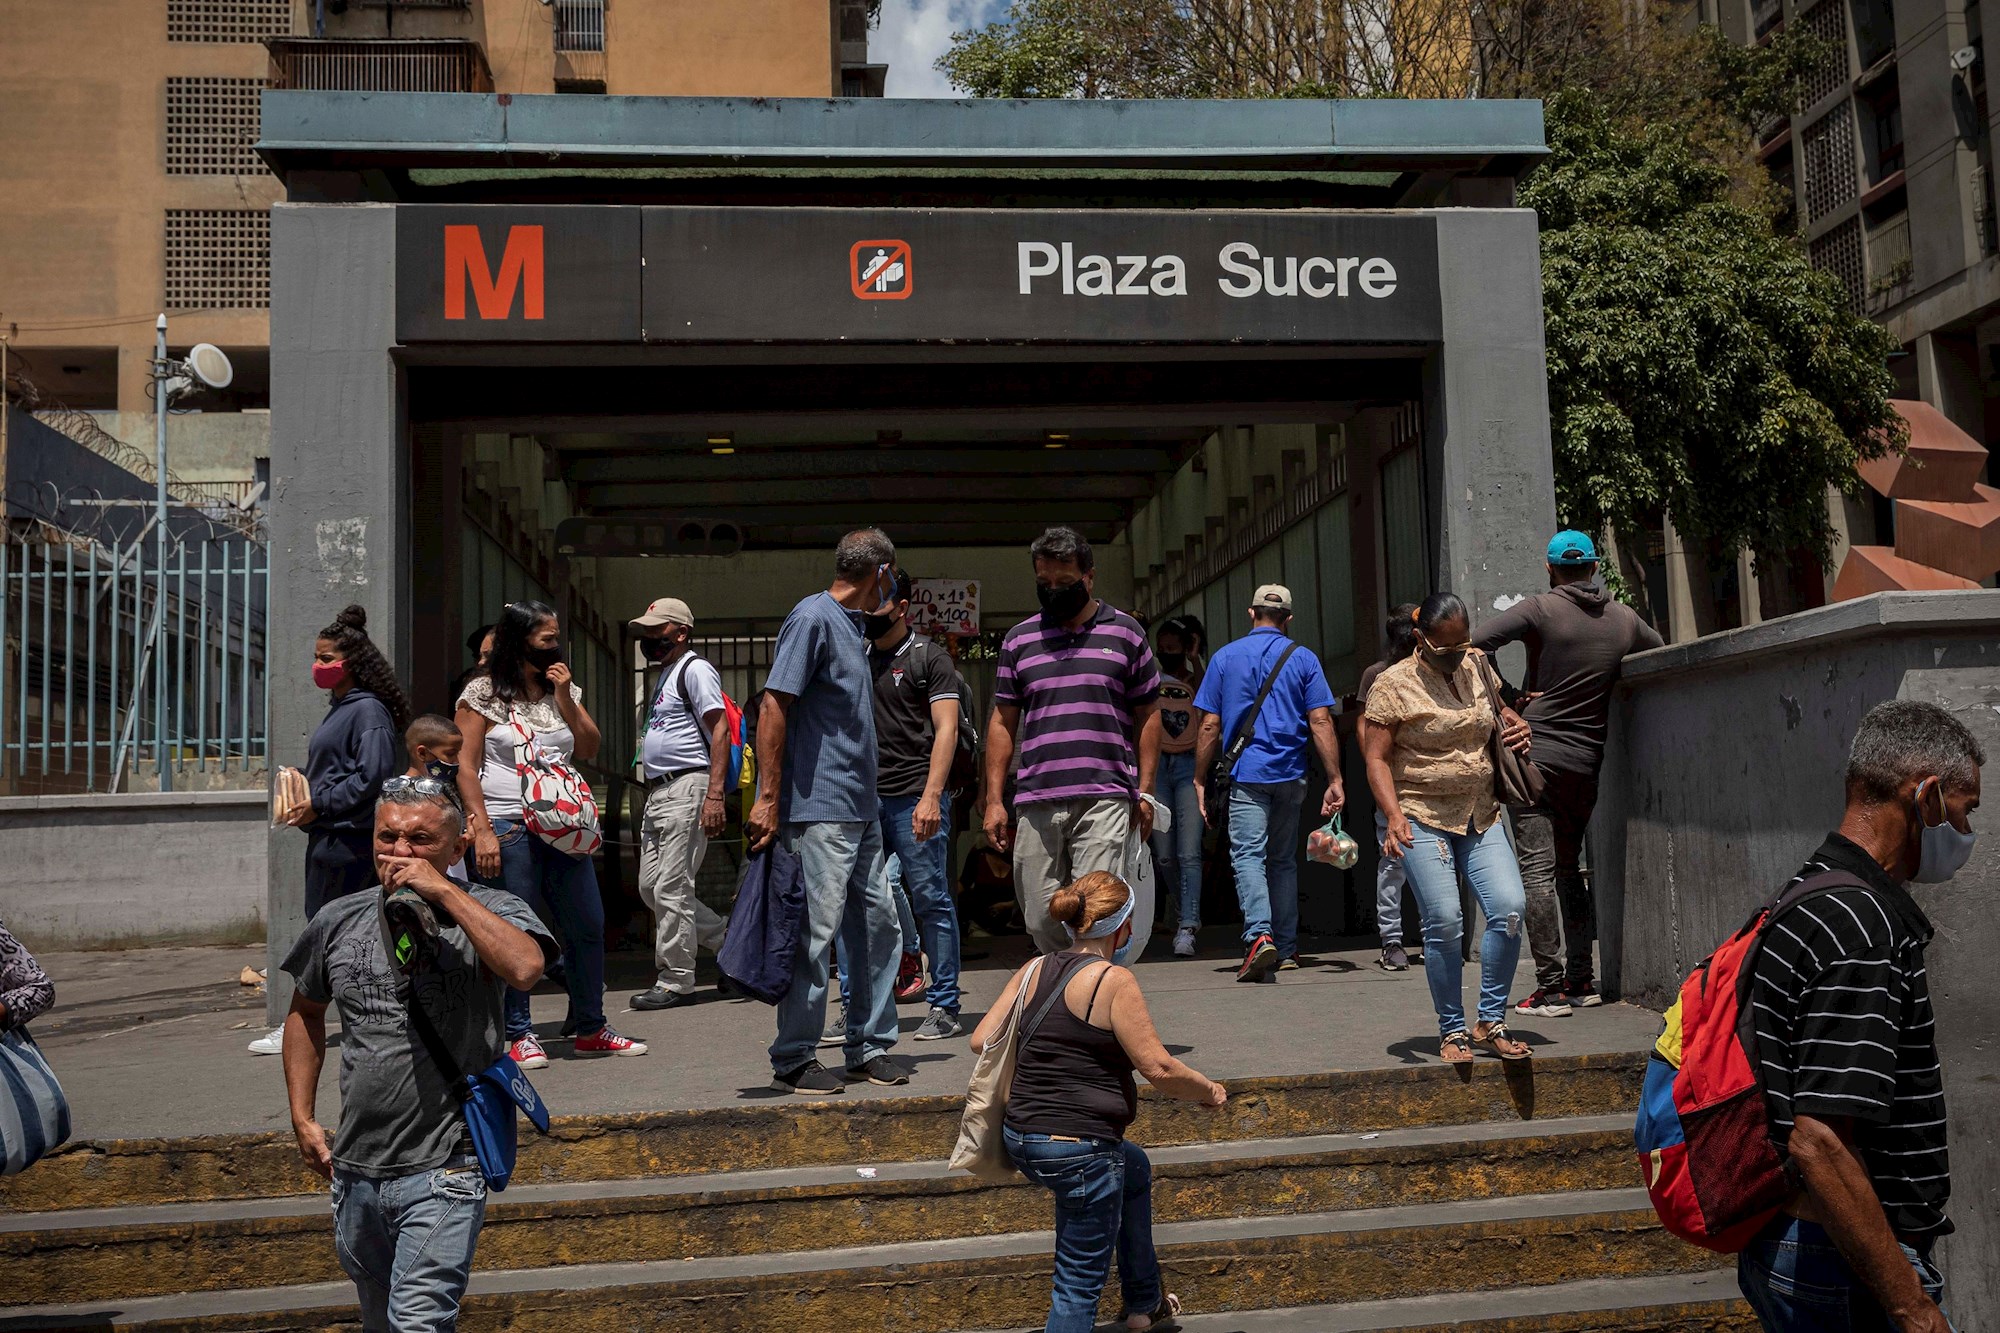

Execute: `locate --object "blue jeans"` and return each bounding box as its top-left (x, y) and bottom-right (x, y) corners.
top-left (1004, 1128), bottom-right (1163, 1333)
top-left (1398, 817), bottom-right (1525, 1037)
top-left (331, 1158), bottom-right (486, 1332)
top-left (1738, 1216), bottom-right (1954, 1331)
top-left (1375, 809), bottom-right (1407, 946)
top-left (1227, 779), bottom-right (1306, 957)
top-left (838, 856), bottom-right (920, 1009)
top-left (483, 817), bottom-right (606, 1040)
top-left (881, 792), bottom-right (960, 1012)
top-left (771, 820), bottom-right (899, 1074)
top-left (1151, 752), bottom-right (1204, 928)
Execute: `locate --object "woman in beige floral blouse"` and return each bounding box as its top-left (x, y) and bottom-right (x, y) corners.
top-left (1362, 592), bottom-right (1534, 1064)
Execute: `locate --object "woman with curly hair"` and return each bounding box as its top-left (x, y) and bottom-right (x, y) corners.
top-left (256, 605), bottom-right (408, 1056)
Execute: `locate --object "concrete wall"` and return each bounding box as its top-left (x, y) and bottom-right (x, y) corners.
top-left (0, 791), bottom-right (266, 949)
top-left (1596, 589), bottom-right (2000, 1325)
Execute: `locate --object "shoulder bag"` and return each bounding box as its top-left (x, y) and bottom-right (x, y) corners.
top-left (1477, 652), bottom-right (1545, 809)
top-left (1205, 640), bottom-right (1302, 819)
top-left (509, 706), bottom-right (603, 858)
top-left (0, 1026), bottom-right (70, 1175)
top-left (950, 953), bottom-right (1102, 1180)
top-left (406, 982), bottom-right (550, 1191)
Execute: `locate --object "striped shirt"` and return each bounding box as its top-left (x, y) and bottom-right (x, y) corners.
top-left (1747, 834), bottom-right (1950, 1237)
top-left (994, 601), bottom-right (1161, 806)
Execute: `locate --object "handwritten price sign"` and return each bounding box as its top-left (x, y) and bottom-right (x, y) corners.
top-left (909, 578), bottom-right (980, 636)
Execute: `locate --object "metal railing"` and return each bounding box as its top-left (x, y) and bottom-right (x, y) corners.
top-left (1867, 211), bottom-right (1913, 309)
top-left (0, 528), bottom-right (268, 794)
top-left (267, 38), bottom-right (495, 92)
top-left (30, 406), bottom-right (262, 538)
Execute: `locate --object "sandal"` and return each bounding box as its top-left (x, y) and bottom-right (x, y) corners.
top-left (1472, 1021), bottom-right (1532, 1061)
top-left (1440, 1031), bottom-right (1474, 1064)
top-left (1124, 1293), bottom-right (1182, 1332)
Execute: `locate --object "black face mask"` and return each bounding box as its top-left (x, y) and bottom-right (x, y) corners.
top-left (639, 635), bottom-right (677, 664)
top-left (524, 643), bottom-right (563, 671)
top-left (862, 611), bottom-right (898, 640)
top-left (1038, 580), bottom-right (1090, 623)
top-left (1159, 651), bottom-right (1187, 674)
top-left (423, 758), bottom-right (461, 787)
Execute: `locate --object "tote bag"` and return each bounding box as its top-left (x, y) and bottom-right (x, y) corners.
top-left (948, 956), bottom-right (1045, 1180)
top-left (0, 1027), bottom-right (71, 1175)
top-left (509, 709), bottom-right (603, 858)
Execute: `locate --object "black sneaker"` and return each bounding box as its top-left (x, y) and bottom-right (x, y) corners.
top-left (772, 1060), bottom-right (845, 1095)
top-left (1236, 934), bottom-right (1279, 983)
top-left (845, 1054), bottom-right (913, 1086)
top-left (630, 985), bottom-right (693, 1011)
top-left (1567, 981), bottom-right (1605, 1008)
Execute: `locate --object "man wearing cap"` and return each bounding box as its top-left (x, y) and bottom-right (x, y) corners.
top-left (1471, 530), bottom-right (1663, 1016)
top-left (1192, 585), bottom-right (1344, 982)
top-left (628, 596), bottom-right (732, 1012)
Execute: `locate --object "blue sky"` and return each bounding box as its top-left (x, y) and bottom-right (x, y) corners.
top-left (874, 0), bottom-right (1010, 97)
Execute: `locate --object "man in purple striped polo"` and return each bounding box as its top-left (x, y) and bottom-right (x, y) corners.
top-left (982, 527), bottom-right (1163, 953)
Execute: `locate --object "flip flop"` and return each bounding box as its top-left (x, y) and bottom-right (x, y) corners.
top-left (1440, 1031), bottom-right (1474, 1064)
top-left (1123, 1293), bottom-right (1182, 1332)
top-left (1472, 1021), bottom-right (1532, 1061)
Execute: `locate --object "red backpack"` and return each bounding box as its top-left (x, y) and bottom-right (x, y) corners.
top-left (1633, 870), bottom-right (1868, 1251)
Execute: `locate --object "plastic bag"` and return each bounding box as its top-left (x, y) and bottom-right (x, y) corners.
top-left (1306, 813), bottom-right (1359, 869)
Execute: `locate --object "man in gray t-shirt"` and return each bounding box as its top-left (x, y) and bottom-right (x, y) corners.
top-left (281, 783), bottom-right (555, 1332)
top-left (747, 527), bottom-right (908, 1095)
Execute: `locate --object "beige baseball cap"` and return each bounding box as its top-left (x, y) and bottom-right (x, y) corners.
top-left (630, 597), bottom-right (694, 630)
top-left (1251, 584), bottom-right (1293, 612)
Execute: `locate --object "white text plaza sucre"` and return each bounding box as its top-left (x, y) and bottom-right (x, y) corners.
top-left (1017, 241), bottom-right (1401, 299)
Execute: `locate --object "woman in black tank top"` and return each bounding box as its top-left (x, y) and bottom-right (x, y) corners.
top-left (969, 872), bottom-right (1227, 1333)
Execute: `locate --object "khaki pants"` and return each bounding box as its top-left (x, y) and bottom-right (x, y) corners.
top-left (1013, 797), bottom-right (1132, 954)
top-left (638, 771), bottom-right (728, 993)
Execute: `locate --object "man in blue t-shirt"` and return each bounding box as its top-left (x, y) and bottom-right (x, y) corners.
top-left (746, 528), bottom-right (909, 1096)
top-left (1192, 585), bottom-right (1344, 982)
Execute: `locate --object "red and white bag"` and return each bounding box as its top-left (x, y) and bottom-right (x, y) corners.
top-left (509, 710), bottom-right (602, 858)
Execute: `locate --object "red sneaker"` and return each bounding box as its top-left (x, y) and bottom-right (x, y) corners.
top-left (895, 951), bottom-right (926, 1003)
top-left (574, 1026), bottom-right (649, 1057)
top-left (1236, 934), bottom-right (1279, 983)
top-left (1566, 981), bottom-right (1605, 1008)
top-left (508, 1035), bottom-right (549, 1070)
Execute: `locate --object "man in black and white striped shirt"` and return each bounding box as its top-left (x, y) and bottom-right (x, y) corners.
top-left (1740, 700), bottom-right (1983, 1333)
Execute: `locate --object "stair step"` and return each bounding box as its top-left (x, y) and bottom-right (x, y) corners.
top-left (991, 1271), bottom-right (1752, 1332)
top-left (1, 1190), bottom-right (1714, 1332)
top-left (0, 1050), bottom-right (1645, 1212)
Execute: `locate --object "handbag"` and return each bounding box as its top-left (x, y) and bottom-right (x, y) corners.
top-left (509, 707), bottom-right (603, 858)
top-left (0, 1026), bottom-right (72, 1175)
top-left (1478, 653), bottom-right (1545, 809)
top-left (1205, 640), bottom-right (1302, 819)
top-left (952, 953), bottom-right (1064, 1179)
top-left (407, 985), bottom-right (550, 1191)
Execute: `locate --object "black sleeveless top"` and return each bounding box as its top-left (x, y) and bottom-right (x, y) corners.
top-left (1004, 952), bottom-right (1138, 1142)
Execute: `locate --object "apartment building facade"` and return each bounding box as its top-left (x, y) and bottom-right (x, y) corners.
top-left (0, 0), bottom-right (873, 484)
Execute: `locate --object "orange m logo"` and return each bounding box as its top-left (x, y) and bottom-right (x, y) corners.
top-left (444, 225), bottom-right (545, 320)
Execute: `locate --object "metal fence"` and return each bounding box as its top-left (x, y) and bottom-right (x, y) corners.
top-left (0, 527), bottom-right (268, 794)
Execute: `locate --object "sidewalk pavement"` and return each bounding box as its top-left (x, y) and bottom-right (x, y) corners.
top-left (27, 932), bottom-right (1663, 1143)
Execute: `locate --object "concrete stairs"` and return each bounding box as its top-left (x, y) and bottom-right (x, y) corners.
top-left (0, 1051), bottom-right (1749, 1331)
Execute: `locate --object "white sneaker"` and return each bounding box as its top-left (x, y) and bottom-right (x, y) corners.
top-left (248, 1026), bottom-right (284, 1056)
top-left (1173, 927), bottom-right (1197, 957)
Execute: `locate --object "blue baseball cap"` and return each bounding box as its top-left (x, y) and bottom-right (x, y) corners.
top-left (1546, 530), bottom-right (1599, 566)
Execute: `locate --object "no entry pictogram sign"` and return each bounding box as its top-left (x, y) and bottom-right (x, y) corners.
top-left (851, 240), bottom-right (912, 300)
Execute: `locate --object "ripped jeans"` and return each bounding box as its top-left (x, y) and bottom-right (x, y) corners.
top-left (1398, 817), bottom-right (1526, 1038)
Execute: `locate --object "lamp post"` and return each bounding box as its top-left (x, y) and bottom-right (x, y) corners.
top-left (153, 314), bottom-right (171, 793)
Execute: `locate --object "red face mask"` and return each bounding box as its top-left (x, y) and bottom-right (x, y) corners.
top-left (312, 660), bottom-right (347, 690)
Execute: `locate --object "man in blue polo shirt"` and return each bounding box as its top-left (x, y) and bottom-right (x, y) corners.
top-left (1193, 585), bottom-right (1344, 981)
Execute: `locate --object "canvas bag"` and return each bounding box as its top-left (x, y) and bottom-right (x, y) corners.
top-left (948, 955), bottom-right (1047, 1180)
top-left (509, 707), bottom-right (602, 858)
top-left (0, 1026), bottom-right (72, 1175)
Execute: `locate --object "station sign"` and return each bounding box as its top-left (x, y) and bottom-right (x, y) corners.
top-left (395, 206), bottom-right (1440, 344)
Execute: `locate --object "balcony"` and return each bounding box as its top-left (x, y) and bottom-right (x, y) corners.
top-left (552, 0), bottom-right (606, 87)
top-left (266, 38), bottom-right (493, 93)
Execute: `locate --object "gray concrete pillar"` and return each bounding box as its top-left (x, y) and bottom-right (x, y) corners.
top-left (265, 202), bottom-right (406, 1021)
top-left (1425, 209), bottom-right (1559, 640)
top-left (1662, 511), bottom-right (1698, 644)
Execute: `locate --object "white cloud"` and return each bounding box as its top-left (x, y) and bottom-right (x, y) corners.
top-left (873, 0), bottom-right (1007, 98)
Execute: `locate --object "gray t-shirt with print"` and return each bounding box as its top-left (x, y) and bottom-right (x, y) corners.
top-left (282, 884), bottom-right (557, 1178)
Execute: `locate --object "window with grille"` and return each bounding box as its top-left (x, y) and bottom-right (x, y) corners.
top-left (164, 210), bottom-right (270, 309)
top-left (165, 78), bottom-right (266, 175)
top-left (1802, 105), bottom-right (1858, 222)
top-left (168, 0), bottom-right (294, 42)
top-left (1811, 217), bottom-right (1867, 311)
top-left (553, 0), bottom-right (605, 51)
top-left (1799, 1), bottom-right (1850, 108)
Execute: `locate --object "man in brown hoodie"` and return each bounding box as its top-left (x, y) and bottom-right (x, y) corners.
top-left (1471, 530), bottom-right (1663, 1016)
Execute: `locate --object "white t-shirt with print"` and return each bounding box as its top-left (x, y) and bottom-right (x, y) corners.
top-left (457, 675), bottom-right (583, 821)
top-left (641, 653), bottom-right (726, 780)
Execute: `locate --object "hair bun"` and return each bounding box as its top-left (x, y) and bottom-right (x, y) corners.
top-left (1048, 886), bottom-right (1085, 927)
top-left (336, 605), bottom-right (368, 631)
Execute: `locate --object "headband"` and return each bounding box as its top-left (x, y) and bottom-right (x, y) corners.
top-left (1066, 885), bottom-right (1137, 943)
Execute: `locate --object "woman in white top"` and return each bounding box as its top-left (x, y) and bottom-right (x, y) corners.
top-left (455, 600), bottom-right (646, 1067)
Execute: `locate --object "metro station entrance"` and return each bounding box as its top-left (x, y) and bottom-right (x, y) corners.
top-left (261, 94), bottom-right (1559, 967)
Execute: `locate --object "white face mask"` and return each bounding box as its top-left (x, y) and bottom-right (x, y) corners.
top-left (1912, 778), bottom-right (1977, 884)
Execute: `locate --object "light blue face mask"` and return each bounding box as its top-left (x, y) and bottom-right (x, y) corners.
top-left (1912, 777), bottom-right (1977, 884)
